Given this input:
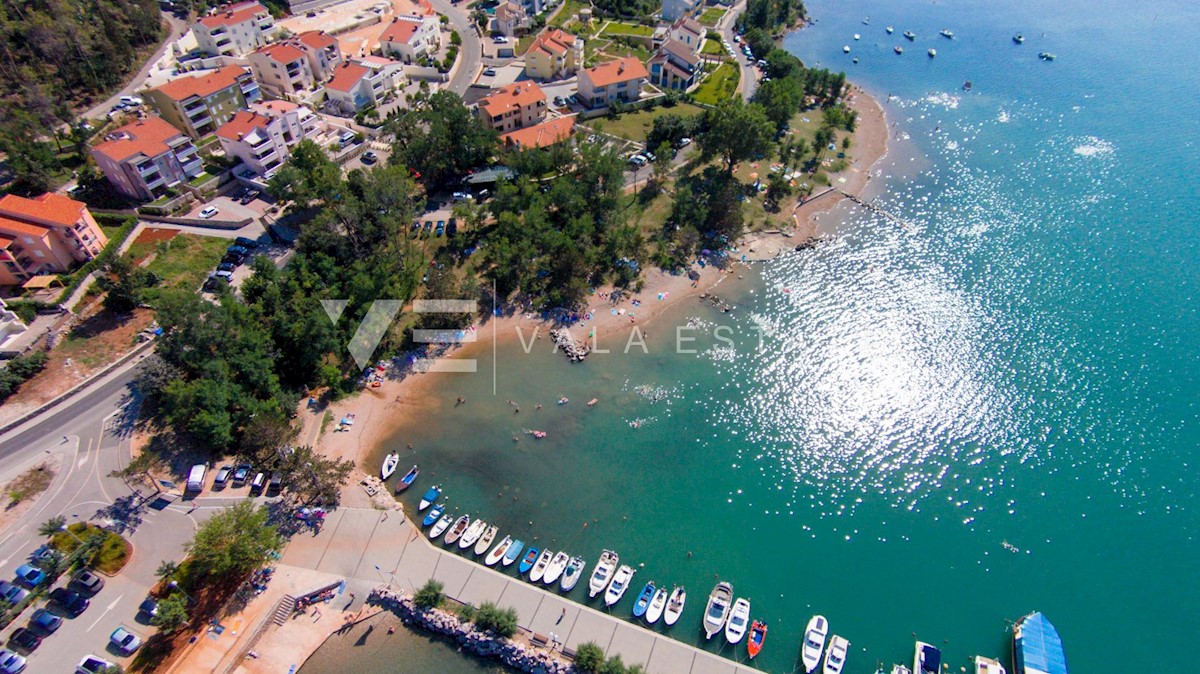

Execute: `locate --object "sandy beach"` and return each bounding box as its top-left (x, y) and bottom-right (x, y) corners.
top-left (310, 88), bottom-right (891, 482)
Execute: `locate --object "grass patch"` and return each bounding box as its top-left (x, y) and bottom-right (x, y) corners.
top-left (7, 463), bottom-right (55, 507)
top-left (549, 0), bottom-right (588, 28)
top-left (698, 6), bottom-right (726, 26)
top-left (140, 234), bottom-right (231, 304)
top-left (693, 63), bottom-right (739, 105)
top-left (701, 38), bottom-right (725, 55)
top-left (600, 21), bottom-right (655, 37)
top-left (592, 102), bottom-right (705, 142)
top-left (51, 523), bottom-right (132, 574)
top-left (515, 34), bottom-right (536, 55)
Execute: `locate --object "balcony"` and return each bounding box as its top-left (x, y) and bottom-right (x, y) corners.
top-left (181, 158), bottom-right (204, 176)
top-left (185, 103), bottom-right (210, 118)
top-left (190, 116), bottom-right (213, 130)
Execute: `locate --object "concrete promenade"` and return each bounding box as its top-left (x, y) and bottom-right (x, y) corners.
top-left (280, 508), bottom-right (766, 674)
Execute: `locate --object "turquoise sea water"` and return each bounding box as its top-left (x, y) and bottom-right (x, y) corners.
top-left (317, 1), bottom-right (1199, 672)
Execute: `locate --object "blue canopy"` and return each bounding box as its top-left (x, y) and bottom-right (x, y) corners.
top-left (1015, 612), bottom-right (1068, 674)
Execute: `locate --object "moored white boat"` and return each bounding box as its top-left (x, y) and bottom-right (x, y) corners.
top-left (724, 597), bottom-right (750, 644)
top-left (542, 552), bottom-right (570, 585)
top-left (914, 641), bottom-right (941, 674)
top-left (802, 615), bottom-right (829, 673)
top-left (663, 586), bottom-right (686, 626)
top-left (588, 550), bottom-right (619, 598)
top-left (702, 582), bottom-right (733, 640)
top-left (824, 635), bottom-right (850, 674)
top-left (443, 515), bottom-right (469, 544)
top-left (644, 586), bottom-right (668, 624)
top-left (891, 666), bottom-right (912, 674)
top-left (604, 565), bottom-right (635, 606)
top-left (560, 556), bottom-right (587, 591)
top-left (428, 513), bottom-right (452, 539)
top-left (474, 525), bottom-right (498, 556)
top-left (529, 549), bottom-right (554, 583)
top-left (418, 485), bottom-right (441, 511)
top-left (484, 536), bottom-right (512, 566)
top-left (928, 48), bottom-right (937, 57)
top-left (975, 655), bottom-right (1007, 674)
top-left (380, 452), bottom-right (399, 480)
top-left (458, 519), bottom-right (487, 549)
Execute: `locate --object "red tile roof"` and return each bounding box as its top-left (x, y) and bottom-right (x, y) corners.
top-left (325, 62), bottom-right (370, 92)
top-left (255, 43), bottom-right (306, 64)
top-left (582, 57), bottom-right (649, 88)
top-left (92, 117), bottom-right (187, 163)
top-left (380, 18), bottom-right (422, 45)
top-left (0, 193), bottom-right (87, 227)
top-left (197, 1), bottom-right (268, 29)
top-left (477, 82), bottom-right (547, 117)
top-left (501, 117), bottom-right (574, 149)
top-left (0, 216), bottom-right (51, 239)
top-left (215, 110), bottom-right (273, 140)
top-left (149, 65), bottom-right (250, 101)
top-left (295, 30), bottom-right (337, 49)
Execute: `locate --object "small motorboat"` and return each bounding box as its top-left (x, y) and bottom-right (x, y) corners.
top-left (518, 546), bottom-right (540, 574)
top-left (963, 80), bottom-right (973, 91)
top-left (886, 26), bottom-right (894, 34)
top-left (422, 503), bottom-right (445, 527)
top-left (588, 550), bottom-right (619, 598)
top-left (725, 598), bottom-right (750, 644)
top-left (395, 465), bottom-right (419, 492)
top-left (484, 536), bottom-right (512, 566)
top-left (557, 397), bottom-right (569, 405)
top-left (862, 16), bottom-right (869, 25)
top-left (974, 655), bottom-right (1007, 674)
top-left (529, 549), bottom-right (554, 582)
top-left (824, 635), bottom-right (850, 674)
top-left (802, 615), bottom-right (829, 673)
top-left (1012, 34), bottom-right (1025, 44)
top-left (645, 586), bottom-right (668, 624)
top-left (632, 581), bottom-right (655, 618)
top-left (853, 33), bottom-right (860, 40)
top-left (928, 49), bottom-right (937, 57)
top-left (891, 667), bottom-right (913, 674)
top-left (903, 30), bottom-right (916, 40)
top-left (914, 641), bottom-right (941, 674)
top-left (843, 45), bottom-right (851, 53)
top-left (939, 29), bottom-right (954, 39)
top-left (542, 552), bottom-right (570, 585)
top-left (560, 556), bottom-right (587, 591)
top-left (474, 525), bottom-right (498, 556)
top-left (894, 46), bottom-right (904, 54)
top-left (604, 565), bottom-right (635, 606)
top-left (458, 519), bottom-right (487, 549)
top-left (747, 620), bottom-right (767, 659)
top-left (852, 57), bottom-right (859, 63)
top-left (428, 513), bottom-right (452, 539)
top-left (380, 452), bottom-right (399, 480)
top-left (702, 582), bottom-right (733, 640)
top-left (443, 515), bottom-right (470, 544)
top-left (1039, 51), bottom-right (1056, 61)
top-left (502, 539), bottom-right (524, 567)
top-left (418, 485), bottom-right (441, 511)
top-left (586, 398), bottom-right (598, 406)
top-left (663, 586), bottom-right (686, 626)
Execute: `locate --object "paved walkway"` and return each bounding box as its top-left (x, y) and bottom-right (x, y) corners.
top-left (280, 508), bottom-right (766, 674)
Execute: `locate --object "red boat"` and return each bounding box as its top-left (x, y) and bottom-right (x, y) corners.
top-left (747, 620), bottom-right (767, 659)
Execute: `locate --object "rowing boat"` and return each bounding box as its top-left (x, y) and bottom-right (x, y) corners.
top-left (418, 485), bottom-right (441, 511)
top-left (443, 515), bottom-right (470, 544)
top-left (395, 465), bottom-right (419, 492)
top-left (380, 452), bottom-right (399, 480)
top-left (421, 503), bottom-right (445, 527)
top-left (474, 525), bottom-right (498, 556)
top-left (518, 547), bottom-right (540, 574)
top-left (588, 550), bottom-right (618, 598)
top-left (502, 540), bottom-right (524, 567)
top-left (824, 635), bottom-right (850, 674)
top-left (725, 597), bottom-right (750, 644)
top-left (632, 581), bottom-right (655, 618)
top-left (428, 513), bottom-right (452, 539)
top-left (459, 519), bottom-right (487, 549)
top-left (604, 565), bottom-right (635, 606)
top-left (702, 582), bottom-right (733, 640)
top-left (747, 620), bottom-right (767, 659)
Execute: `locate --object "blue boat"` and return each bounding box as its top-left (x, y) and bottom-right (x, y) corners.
top-left (395, 465), bottom-right (419, 492)
top-left (632, 581), bottom-right (656, 618)
top-left (422, 503), bottom-right (445, 527)
top-left (1013, 612), bottom-right (1068, 674)
top-left (418, 486), bottom-right (442, 511)
top-left (518, 547), bottom-right (540, 574)
top-left (502, 540), bottom-right (524, 567)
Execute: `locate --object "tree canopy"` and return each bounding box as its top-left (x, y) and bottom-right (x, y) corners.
top-left (386, 90), bottom-right (499, 189)
top-left (185, 501), bottom-right (282, 579)
top-left (698, 99), bottom-right (775, 175)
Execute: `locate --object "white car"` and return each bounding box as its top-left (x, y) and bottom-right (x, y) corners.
top-left (110, 626), bottom-right (143, 655)
top-left (0, 650), bottom-right (26, 674)
top-left (198, 206), bottom-right (219, 219)
top-left (492, 35), bottom-right (508, 44)
top-left (76, 655), bottom-right (114, 674)
top-left (120, 95), bottom-right (143, 107)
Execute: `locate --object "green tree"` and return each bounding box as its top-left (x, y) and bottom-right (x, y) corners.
top-left (185, 501), bottom-right (282, 579)
top-left (651, 141), bottom-right (674, 187)
top-left (699, 99), bottom-right (774, 175)
top-left (155, 560), bottom-right (179, 583)
top-left (388, 91), bottom-right (498, 189)
top-left (268, 140), bottom-right (345, 211)
top-left (97, 254), bottom-right (160, 313)
top-left (413, 579), bottom-right (444, 609)
top-left (766, 170), bottom-right (792, 206)
top-left (473, 602), bottom-right (518, 637)
top-left (276, 445), bottom-right (354, 506)
top-left (574, 642), bottom-right (606, 673)
top-left (38, 515), bottom-right (67, 538)
top-left (753, 77), bottom-right (803, 131)
top-left (152, 593), bottom-right (190, 633)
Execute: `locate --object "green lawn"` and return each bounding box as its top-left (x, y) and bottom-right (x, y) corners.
top-left (139, 234), bottom-right (231, 303)
top-left (698, 7), bottom-right (726, 26)
top-left (591, 102), bottom-right (706, 142)
top-left (693, 63), bottom-right (740, 105)
top-left (549, 0), bottom-right (589, 28)
top-left (600, 21), bottom-right (656, 37)
top-left (52, 523), bottom-right (132, 574)
top-left (701, 38), bottom-right (725, 55)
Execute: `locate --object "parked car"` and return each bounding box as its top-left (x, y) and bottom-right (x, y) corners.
top-left (29, 545), bottom-right (59, 565)
top-left (0, 649), bottom-right (25, 674)
top-left (198, 206), bottom-right (219, 219)
top-left (628, 154), bottom-right (647, 168)
top-left (226, 245), bottom-right (249, 259)
top-left (0, 582), bottom-right (28, 605)
top-left (138, 596), bottom-right (159, 619)
top-left (268, 472), bottom-right (283, 494)
top-left (75, 655), bottom-right (114, 674)
top-left (204, 273), bottom-right (229, 292)
top-left (361, 150), bottom-right (378, 164)
top-left (71, 569), bottom-right (105, 595)
top-left (492, 35), bottom-right (508, 44)
top-left (250, 472), bottom-right (266, 493)
top-left (13, 565), bottom-right (45, 587)
top-left (109, 626), bottom-right (142, 655)
top-left (483, 67), bottom-right (497, 76)
top-left (676, 137), bottom-right (692, 148)
top-left (120, 95), bottom-right (143, 107)
top-left (7, 629), bottom-right (39, 653)
top-left (339, 131), bottom-right (356, 146)
top-left (451, 191), bottom-right (471, 202)
top-left (214, 269), bottom-right (234, 283)
top-left (29, 608), bottom-right (62, 634)
top-left (643, 150), bottom-right (657, 162)
top-left (215, 262), bottom-right (235, 274)
top-left (234, 236), bottom-right (260, 249)
top-left (49, 588), bottom-right (89, 617)
top-left (238, 189), bottom-right (260, 204)
top-left (213, 465), bottom-right (233, 488)
top-left (232, 464), bottom-right (252, 484)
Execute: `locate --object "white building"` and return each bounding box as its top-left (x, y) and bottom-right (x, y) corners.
top-left (215, 101), bottom-right (319, 178)
top-left (577, 57), bottom-right (649, 108)
top-left (247, 43), bottom-right (317, 98)
top-left (378, 16), bottom-right (441, 62)
top-left (323, 58), bottom-right (404, 113)
top-left (661, 0), bottom-right (700, 22)
top-left (192, 1), bottom-right (277, 57)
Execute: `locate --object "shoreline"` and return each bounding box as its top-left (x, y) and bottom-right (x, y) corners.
top-left (310, 85), bottom-right (891, 480)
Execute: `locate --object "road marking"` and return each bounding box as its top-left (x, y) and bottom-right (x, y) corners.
top-left (78, 455), bottom-right (89, 468)
top-left (87, 593), bottom-right (124, 632)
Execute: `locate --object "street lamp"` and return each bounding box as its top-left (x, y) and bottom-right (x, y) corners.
top-left (168, 580), bottom-right (194, 604)
top-left (59, 524), bottom-right (86, 548)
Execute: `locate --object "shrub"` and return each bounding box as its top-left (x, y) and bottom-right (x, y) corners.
top-left (574, 642), bottom-right (606, 672)
top-left (413, 579), bottom-right (444, 609)
top-left (473, 601), bottom-right (518, 637)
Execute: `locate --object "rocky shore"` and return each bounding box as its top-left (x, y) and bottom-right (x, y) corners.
top-left (369, 588), bottom-right (574, 674)
top-left (550, 328), bottom-right (590, 362)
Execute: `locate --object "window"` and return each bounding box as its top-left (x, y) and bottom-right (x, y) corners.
top-left (34, 250), bottom-right (45, 258)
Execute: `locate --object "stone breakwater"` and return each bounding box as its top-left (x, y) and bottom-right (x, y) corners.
top-left (369, 588), bottom-right (574, 674)
top-left (550, 328), bottom-right (590, 362)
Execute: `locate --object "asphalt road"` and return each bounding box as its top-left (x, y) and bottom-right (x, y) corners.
top-left (81, 12), bottom-right (188, 121)
top-left (428, 0), bottom-right (482, 96)
top-left (716, 0), bottom-right (760, 101)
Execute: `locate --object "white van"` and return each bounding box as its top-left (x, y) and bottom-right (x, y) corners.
top-left (186, 464), bottom-right (207, 493)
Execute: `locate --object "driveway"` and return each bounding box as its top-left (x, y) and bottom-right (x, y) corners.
top-left (182, 197), bottom-right (259, 224)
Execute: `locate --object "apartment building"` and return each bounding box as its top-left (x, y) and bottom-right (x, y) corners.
top-left (91, 116), bottom-right (204, 201)
top-left (215, 100), bottom-right (319, 178)
top-left (649, 35), bottom-right (702, 91)
top-left (524, 29), bottom-right (583, 80)
top-left (494, 1), bottom-right (529, 37)
top-left (578, 57), bottom-right (649, 108)
top-left (0, 193), bottom-right (108, 286)
top-left (248, 43), bottom-right (317, 98)
top-left (378, 16), bottom-right (441, 62)
top-left (323, 58), bottom-right (403, 113)
top-left (293, 30), bottom-right (343, 82)
top-left (192, 1), bottom-right (277, 57)
top-left (661, 0), bottom-right (700, 22)
top-left (476, 82), bottom-right (548, 133)
top-left (143, 65), bottom-right (261, 138)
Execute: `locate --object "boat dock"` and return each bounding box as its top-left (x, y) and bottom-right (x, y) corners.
top-left (836, 189), bottom-right (914, 228)
top-left (280, 508), bottom-right (765, 674)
